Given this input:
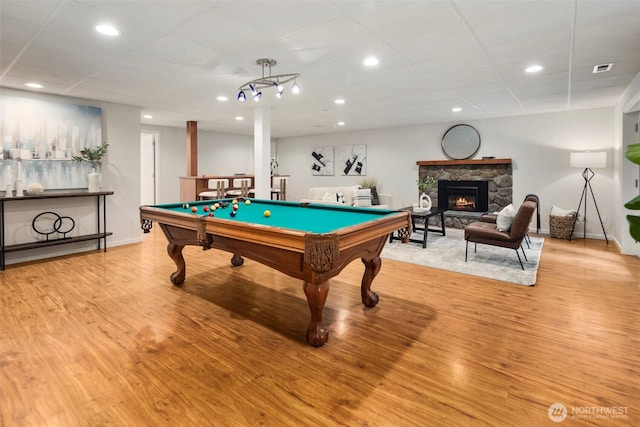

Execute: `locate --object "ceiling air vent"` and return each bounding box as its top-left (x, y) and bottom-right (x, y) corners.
top-left (593, 63), bottom-right (613, 73)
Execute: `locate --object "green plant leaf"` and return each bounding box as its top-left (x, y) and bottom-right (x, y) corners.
top-left (625, 143), bottom-right (640, 165)
top-left (625, 194), bottom-right (640, 210)
top-left (627, 215), bottom-right (640, 242)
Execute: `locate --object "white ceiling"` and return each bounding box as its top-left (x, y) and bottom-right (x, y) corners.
top-left (1, 0), bottom-right (639, 138)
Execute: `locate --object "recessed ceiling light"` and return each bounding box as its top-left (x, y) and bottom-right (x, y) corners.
top-left (363, 57), bottom-right (379, 67)
top-left (334, 99), bottom-right (345, 105)
top-left (452, 107), bottom-right (462, 112)
top-left (525, 65), bottom-right (544, 73)
top-left (216, 95), bottom-right (228, 101)
top-left (337, 121), bottom-right (345, 126)
top-left (143, 114), bottom-right (152, 119)
top-left (25, 82), bottom-right (43, 89)
top-left (235, 116), bottom-right (244, 121)
top-left (95, 24), bottom-right (119, 36)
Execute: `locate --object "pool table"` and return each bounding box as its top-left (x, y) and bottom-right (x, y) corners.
top-left (139, 198), bottom-right (410, 347)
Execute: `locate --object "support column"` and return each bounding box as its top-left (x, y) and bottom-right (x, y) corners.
top-left (186, 121), bottom-right (198, 176)
top-left (253, 107), bottom-right (271, 199)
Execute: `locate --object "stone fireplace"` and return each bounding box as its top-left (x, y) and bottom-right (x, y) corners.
top-left (418, 158), bottom-right (512, 228)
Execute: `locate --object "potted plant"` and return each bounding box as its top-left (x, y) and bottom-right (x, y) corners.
top-left (358, 177), bottom-right (381, 205)
top-left (417, 176), bottom-right (436, 193)
top-left (72, 142), bottom-right (108, 192)
top-left (417, 176), bottom-right (436, 210)
top-left (624, 143), bottom-right (640, 241)
top-left (72, 142), bottom-right (109, 169)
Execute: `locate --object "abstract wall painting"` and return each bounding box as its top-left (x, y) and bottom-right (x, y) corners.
top-left (340, 144), bottom-right (367, 176)
top-left (0, 95), bottom-right (103, 190)
top-left (311, 146), bottom-right (334, 176)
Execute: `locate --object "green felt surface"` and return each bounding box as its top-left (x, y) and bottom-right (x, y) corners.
top-left (152, 199), bottom-right (396, 234)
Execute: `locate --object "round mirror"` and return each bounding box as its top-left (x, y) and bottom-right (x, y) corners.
top-left (441, 124), bottom-right (481, 160)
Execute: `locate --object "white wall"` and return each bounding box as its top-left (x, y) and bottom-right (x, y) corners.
top-left (4, 90), bottom-right (630, 266)
top-left (278, 107), bottom-right (616, 242)
top-left (2, 88), bottom-right (142, 266)
top-left (141, 125), bottom-right (255, 203)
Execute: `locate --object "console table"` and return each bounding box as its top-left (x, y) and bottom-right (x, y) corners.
top-left (0, 191), bottom-right (114, 270)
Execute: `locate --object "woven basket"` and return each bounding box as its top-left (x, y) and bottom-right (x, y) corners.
top-left (549, 214), bottom-right (576, 239)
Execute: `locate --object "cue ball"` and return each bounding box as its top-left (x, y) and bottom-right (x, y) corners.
top-left (191, 206), bottom-right (197, 212)
top-left (230, 211), bottom-right (236, 217)
top-left (264, 210), bottom-right (271, 217)
top-left (245, 200), bottom-right (251, 205)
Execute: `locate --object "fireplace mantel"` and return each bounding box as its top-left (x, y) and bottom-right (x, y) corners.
top-left (417, 158), bottom-right (512, 166)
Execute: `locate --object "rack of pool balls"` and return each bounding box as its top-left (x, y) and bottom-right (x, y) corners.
top-left (182, 200), bottom-right (270, 218)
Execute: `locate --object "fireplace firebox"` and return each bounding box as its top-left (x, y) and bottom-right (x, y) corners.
top-left (438, 180), bottom-right (489, 212)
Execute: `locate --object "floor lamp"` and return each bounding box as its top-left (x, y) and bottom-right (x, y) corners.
top-left (569, 151), bottom-right (609, 243)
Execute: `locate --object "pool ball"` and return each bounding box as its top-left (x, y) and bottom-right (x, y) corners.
top-left (191, 206), bottom-right (197, 213)
top-left (203, 206), bottom-right (209, 212)
top-left (245, 200), bottom-right (251, 205)
top-left (264, 210), bottom-right (271, 217)
top-left (214, 203), bottom-right (220, 209)
top-left (208, 212), bottom-right (214, 217)
top-left (210, 205), bottom-right (216, 211)
top-left (230, 211), bottom-right (237, 217)
top-left (232, 199), bottom-right (238, 204)
top-left (232, 204), bottom-right (238, 211)
top-left (183, 203), bottom-right (189, 209)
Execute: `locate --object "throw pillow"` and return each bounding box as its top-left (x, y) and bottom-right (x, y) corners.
top-left (353, 188), bottom-right (372, 207)
top-left (550, 205), bottom-right (576, 217)
top-left (370, 187), bottom-right (380, 205)
top-left (496, 204), bottom-right (516, 232)
top-left (321, 192), bottom-right (334, 202)
top-left (336, 192), bottom-right (345, 204)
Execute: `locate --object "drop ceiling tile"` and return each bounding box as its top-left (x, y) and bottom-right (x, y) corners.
top-left (82, 0), bottom-right (213, 32)
top-left (468, 0), bottom-right (573, 46)
top-left (421, 49), bottom-right (493, 77)
top-left (349, 0), bottom-right (461, 43)
top-left (215, 1), bottom-right (343, 39)
top-left (0, 0), bottom-right (62, 26)
top-left (484, 30), bottom-right (570, 65)
top-left (172, 7), bottom-right (278, 53)
top-left (437, 66), bottom-right (502, 89)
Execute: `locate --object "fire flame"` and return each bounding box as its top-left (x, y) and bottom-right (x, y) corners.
top-left (455, 197), bottom-right (475, 208)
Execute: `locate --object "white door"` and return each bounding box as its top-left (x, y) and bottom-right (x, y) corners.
top-left (140, 130), bottom-right (159, 205)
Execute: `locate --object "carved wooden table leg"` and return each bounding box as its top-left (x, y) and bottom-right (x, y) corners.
top-left (396, 227), bottom-right (411, 243)
top-left (167, 243), bottom-right (186, 285)
top-left (231, 254), bottom-right (244, 266)
top-left (303, 280), bottom-right (330, 347)
top-left (360, 256), bottom-right (381, 307)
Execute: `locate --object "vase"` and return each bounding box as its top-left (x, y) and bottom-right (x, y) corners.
top-left (88, 167), bottom-right (100, 193)
top-left (419, 192), bottom-right (432, 211)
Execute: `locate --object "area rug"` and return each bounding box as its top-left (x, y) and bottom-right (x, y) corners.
top-left (381, 229), bottom-right (544, 286)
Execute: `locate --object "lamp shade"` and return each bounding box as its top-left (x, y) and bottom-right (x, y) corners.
top-left (570, 151), bottom-right (607, 169)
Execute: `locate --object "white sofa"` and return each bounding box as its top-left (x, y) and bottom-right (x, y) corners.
top-left (300, 185), bottom-right (392, 209)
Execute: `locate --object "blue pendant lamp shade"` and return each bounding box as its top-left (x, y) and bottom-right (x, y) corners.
top-left (237, 58), bottom-right (300, 102)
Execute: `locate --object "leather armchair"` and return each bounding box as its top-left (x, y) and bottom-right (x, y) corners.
top-left (464, 200), bottom-right (537, 270)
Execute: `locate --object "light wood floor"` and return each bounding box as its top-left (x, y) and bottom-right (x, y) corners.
top-left (1, 228), bottom-right (638, 426)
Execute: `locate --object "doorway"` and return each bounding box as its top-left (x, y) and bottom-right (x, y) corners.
top-left (140, 130), bottom-right (160, 205)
